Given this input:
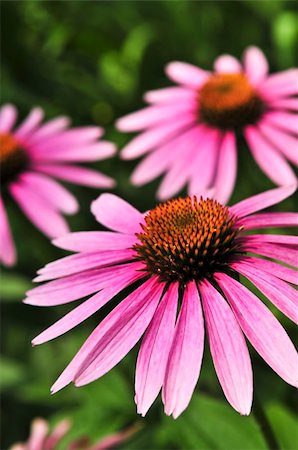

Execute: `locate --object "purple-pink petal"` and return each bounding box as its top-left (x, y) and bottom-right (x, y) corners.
top-left (0, 196), bottom-right (16, 267)
top-left (163, 281), bottom-right (204, 418)
top-left (200, 279), bottom-right (252, 415)
top-left (240, 212), bottom-right (298, 230)
top-left (216, 273), bottom-right (298, 387)
top-left (165, 61), bottom-right (209, 88)
top-left (243, 46), bottom-right (268, 85)
top-left (135, 283), bottom-right (179, 416)
top-left (213, 131), bottom-right (237, 204)
top-left (0, 104), bottom-right (17, 132)
top-left (214, 54), bottom-right (242, 73)
top-left (53, 231), bottom-right (137, 253)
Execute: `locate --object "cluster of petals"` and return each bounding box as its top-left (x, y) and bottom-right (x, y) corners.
top-left (117, 46), bottom-right (298, 202)
top-left (26, 184), bottom-right (298, 419)
top-left (11, 417), bottom-right (136, 450)
top-left (0, 104), bottom-right (116, 267)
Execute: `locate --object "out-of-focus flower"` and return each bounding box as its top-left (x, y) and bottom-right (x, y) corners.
top-left (10, 417), bottom-right (137, 450)
top-left (117, 46), bottom-right (298, 202)
top-left (27, 185), bottom-right (297, 418)
top-left (0, 104), bottom-right (116, 267)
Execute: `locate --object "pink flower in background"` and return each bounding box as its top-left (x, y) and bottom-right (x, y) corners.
top-left (117, 46), bottom-right (298, 202)
top-left (11, 417), bottom-right (137, 450)
top-left (26, 184), bottom-right (298, 419)
top-left (0, 104), bottom-right (116, 267)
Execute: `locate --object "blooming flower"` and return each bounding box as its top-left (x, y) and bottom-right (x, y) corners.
top-left (26, 185), bottom-right (298, 418)
top-left (11, 417), bottom-right (137, 450)
top-left (116, 46), bottom-right (298, 202)
top-left (0, 104), bottom-right (116, 267)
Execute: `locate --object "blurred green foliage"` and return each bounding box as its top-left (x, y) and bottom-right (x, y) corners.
top-left (1, 1), bottom-right (297, 449)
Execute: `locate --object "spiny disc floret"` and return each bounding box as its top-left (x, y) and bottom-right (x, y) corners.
top-left (134, 197), bottom-right (242, 282)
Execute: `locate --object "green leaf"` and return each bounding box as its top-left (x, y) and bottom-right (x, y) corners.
top-left (266, 403), bottom-right (298, 450)
top-left (161, 394), bottom-right (268, 450)
top-left (0, 357), bottom-right (25, 391)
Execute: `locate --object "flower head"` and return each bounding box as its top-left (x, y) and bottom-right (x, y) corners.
top-left (116, 46), bottom-right (298, 202)
top-left (11, 417), bottom-right (137, 450)
top-left (26, 185), bottom-right (298, 418)
top-left (0, 104), bottom-right (116, 267)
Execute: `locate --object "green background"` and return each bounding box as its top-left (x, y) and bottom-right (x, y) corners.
top-left (1, 1), bottom-right (297, 449)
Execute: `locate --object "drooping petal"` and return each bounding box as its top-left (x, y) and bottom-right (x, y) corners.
top-left (216, 273), bottom-right (298, 387)
top-left (14, 107), bottom-right (44, 140)
top-left (25, 262), bottom-right (145, 306)
top-left (0, 104), bottom-right (17, 132)
top-left (200, 279), bottom-right (252, 415)
top-left (35, 249), bottom-right (135, 282)
top-left (91, 194), bottom-right (144, 234)
top-left (135, 283), bottom-right (179, 416)
top-left (243, 46), bottom-right (268, 86)
top-left (214, 55), bottom-right (242, 73)
top-left (230, 184), bottom-right (296, 218)
top-left (242, 241), bottom-right (297, 267)
top-left (165, 61), bottom-right (209, 88)
top-left (243, 233), bottom-right (298, 246)
top-left (259, 69), bottom-right (298, 99)
top-left (262, 111), bottom-right (298, 136)
top-left (34, 163), bottom-right (115, 188)
top-left (244, 126), bottom-right (297, 186)
top-left (67, 277), bottom-right (162, 387)
top-left (232, 261), bottom-right (298, 324)
top-left (53, 231), bottom-right (137, 252)
top-left (213, 131), bottom-right (237, 204)
top-left (232, 255), bottom-right (298, 286)
top-left (240, 212), bottom-right (298, 230)
top-left (9, 180), bottom-right (69, 239)
top-left (116, 103), bottom-right (196, 132)
top-left (0, 196), bottom-right (16, 267)
top-left (19, 172), bottom-right (79, 214)
top-left (258, 120), bottom-right (298, 166)
top-left (267, 97), bottom-right (298, 111)
top-left (32, 266), bottom-right (144, 345)
top-left (144, 87), bottom-right (195, 104)
top-left (163, 281), bottom-right (204, 418)
top-left (120, 115), bottom-right (192, 160)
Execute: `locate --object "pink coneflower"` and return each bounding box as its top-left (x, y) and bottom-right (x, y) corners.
top-left (116, 46), bottom-right (298, 201)
top-left (26, 185), bottom-right (298, 419)
top-left (0, 104), bottom-right (116, 267)
top-left (11, 417), bottom-right (137, 450)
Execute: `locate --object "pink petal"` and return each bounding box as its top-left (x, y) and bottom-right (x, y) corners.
top-left (44, 419), bottom-right (71, 450)
top-left (0, 196), bottom-right (16, 267)
top-left (233, 255), bottom-right (298, 286)
top-left (0, 104), bottom-right (17, 132)
top-left (214, 55), bottom-right (242, 73)
top-left (268, 97), bottom-right (298, 111)
top-left (34, 126), bottom-right (104, 148)
top-left (144, 87), bottom-right (196, 104)
top-left (240, 212), bottom-right (298, 230)
top-left (116, 103), bottom-right (196, 132)
top-left (244, 126), bottom-right (297, 186)
top-left (135, 283), bottom-right (179, 416)
top-left (244, 233), bottom-right (298, 246)
top-left (32, 267), bottom-right (144, 345)
top-left (120, 116), bottom-right (192, 160)
top-left (259, 69), bottom-right (298, 99)
top-left (53, 231), bottom-right (137, 252)
top-left (26, 117), bottom-right (70, 144)
top-left (232, 261), bottom-right (298, 324)
top-left (131, 125), bottom-right (197, 186)
top-left (14, 107), bottom-right (44, 140)
top-left (231, 184), bottom-right (296, 218)
top-left (262, 111), bottom-right (298, 135)
top-left (216, 273), bottom-right (298, 387)
top-left (165, 61), bottom-right (209, 88)
top-left (19, 172), bottom-right (79, 214)
top-left (9, 180), bottom-right (69, 239)
top-left (243, 46), bottom-right (268, 85)
top-left (35, 249), bottom-right (135, 281)
top-left (163, 281), bottom-right (204, 418)
top-left (27, 418), bottom-right (48, 450)
top-left (242, 241), bottom-right (297, 267)
top-left (258, 120), bottom-right (298, 166)
top-left (200, 279), bottom-right (252, 415)
top-left (74, 277), bottom-right (163, 386)
top-left (213, 131), bottom-right (237, 204)
top-left (188, 126), bottom-right (221, 196)
top-left (91, 194), bottom-right (144, 234)
top-left (34, 163), bottom-right (115, 188)
top-left (26, 262), bottom-right (145, 306)
top-left (33, 141), bottom-right (116, 162)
